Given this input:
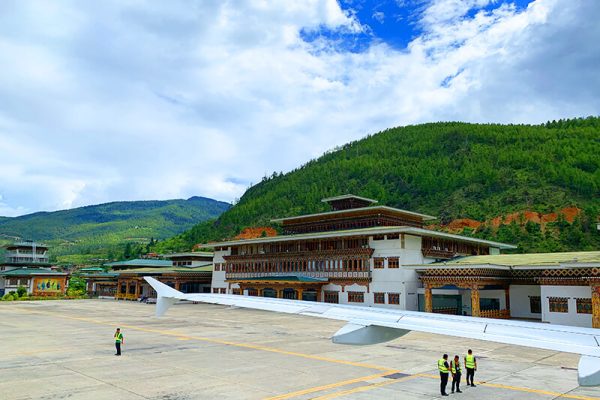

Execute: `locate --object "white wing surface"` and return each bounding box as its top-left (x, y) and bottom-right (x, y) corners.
top-left (144, 276), bottom-right (600, 386)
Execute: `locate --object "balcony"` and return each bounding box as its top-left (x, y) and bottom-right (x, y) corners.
top-left (226, 270), bottom-right (371, 280)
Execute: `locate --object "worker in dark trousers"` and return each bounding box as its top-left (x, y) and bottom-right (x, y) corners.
top-left (114, 328), bottom-right (124, 356)
top-left (450, 355), bottom-right (462, 393)
top-left (438, 353), bottom-right (450, 396)
top-left (465, 349), bottom-right (477, 386)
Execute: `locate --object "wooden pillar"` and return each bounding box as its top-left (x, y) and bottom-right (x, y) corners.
top-left (504, 287), bottom-right (511, 312)
top-left (592, 285), bottom-right (600, 329)
top-left (424, 284), bottom-right (433, 313)
top-left (471, 285), bottom-right (481, 317)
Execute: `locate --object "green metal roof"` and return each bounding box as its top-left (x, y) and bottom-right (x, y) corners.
top-left (115, 265), bottom-right (213, 275)
top-left (81, 272), bottom-right (119, 278)
top-left (0, 268), bottom-right (66, 276)
top-left (104, 259), bottom-right (172, 268)
top-left (235, 275), bottom-right (327, 282)
top-left (414, 251), bottom-right (600, 268)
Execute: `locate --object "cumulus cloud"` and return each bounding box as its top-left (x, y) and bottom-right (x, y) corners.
top-left (0, 0), bottom-right (598, 216)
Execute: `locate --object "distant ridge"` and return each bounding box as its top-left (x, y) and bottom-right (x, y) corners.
top-left (0, 197), bottom-right (230, 263)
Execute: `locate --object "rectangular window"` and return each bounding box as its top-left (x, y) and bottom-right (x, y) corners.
top-left (348, 291), bottom-right (364, 303)
top-left (388, 257), bottom-right (399, 268)
top-left (374, 257), bottom-right (384, 269)
top-left (576, 298), bottom-right (592, 314)
top-left (529, 296), bottom-right (541, 314)
top-left (549, 297), bottom-right (568, 313)
top-left (388, 292), bottom-right (400, 305)
top-left (324, 291), bottom-right (339, 304)
top-left (374, 292), bottom-right (385, 304)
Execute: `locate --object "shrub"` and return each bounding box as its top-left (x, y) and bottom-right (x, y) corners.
top-left (17, 286), bottom-right (27, 298)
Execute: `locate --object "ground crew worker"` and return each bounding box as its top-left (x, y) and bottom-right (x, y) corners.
top-left (465, 349), bottom-right (477, 386)
top-left (438, 353), bottom-right (450, 396)
top-left (114, 328), bottom-right (124, 356)
top-left (451, 354), bottom-right (462, 393)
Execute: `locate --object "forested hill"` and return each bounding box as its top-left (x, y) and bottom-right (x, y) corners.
top-left (0, 197), bottom-right (230, 263)
top-left (155, 118), bottom-right (600, 253)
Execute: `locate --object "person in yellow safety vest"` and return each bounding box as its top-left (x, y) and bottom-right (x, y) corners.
top-left (465, 349), bottom-right (477, 387)
top-left (114, 328), bottom-right (124, 356)
top-left (451, 355), bottom-right (463, 393)
top-left (438, 353), bottom-right (450, 396)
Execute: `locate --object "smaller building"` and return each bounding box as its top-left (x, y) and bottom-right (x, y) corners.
top-left (0, 268), bottom-right (68, 296)
top-left (408, 251), bottom-right (600, 328)
top-left (85, 252), bottom-right (214, 300)
top-left (0, 241), bottom-right (66, 296)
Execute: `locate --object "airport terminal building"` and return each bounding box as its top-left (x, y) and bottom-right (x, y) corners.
top-left (207, 195), bottom-right (515, 310)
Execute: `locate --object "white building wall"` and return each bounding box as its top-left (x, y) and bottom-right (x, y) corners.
top-left (211, 249), bottom-right (230, 292)
top-left (541, 285), bottom-right (592, 327)
top-left (369, 234), bottom-right (423, 310)
top-left (510, 285), bottom-right (541, 319)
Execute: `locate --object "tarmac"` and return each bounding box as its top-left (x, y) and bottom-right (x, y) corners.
top-left (2, 299), bottom-right (600, 400)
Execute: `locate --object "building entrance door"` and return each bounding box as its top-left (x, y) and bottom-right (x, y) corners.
top-left (302, 289), bottom-right (317, 302)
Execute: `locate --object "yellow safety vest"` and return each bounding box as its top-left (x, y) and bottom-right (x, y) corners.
top-left (451, 360), bottom-right (461, 374)
top-left (438, 359), bottom-right (449, 373)
top-left (465, 354), bottom-right (475, 369)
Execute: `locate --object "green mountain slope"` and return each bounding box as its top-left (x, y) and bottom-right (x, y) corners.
top-left (155, 118), bottom-right (600, 253)
top-left (0, 196), bottom-right (230, 263)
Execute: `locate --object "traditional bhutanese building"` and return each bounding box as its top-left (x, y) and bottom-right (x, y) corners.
top-left (84, 252), bottom-right (214, 300)
top-left (206, 195), bottom-right (515, 307)
top-left (407, 251), bottom-right (600, 328)
top-left (0, 241), bottom-right (68, 296)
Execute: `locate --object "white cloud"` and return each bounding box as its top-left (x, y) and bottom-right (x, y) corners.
top-left (0, 0), bottom-right (598, 216)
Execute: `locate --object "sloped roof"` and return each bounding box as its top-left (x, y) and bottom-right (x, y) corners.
top-left (104, 259), bottom-right (172, 268)
top-left (116, 265), bottom-right (213, 275)
top-left (408, 251), bottom-right (600, 269)
top-left (0, 268), bottom-right (67, 276)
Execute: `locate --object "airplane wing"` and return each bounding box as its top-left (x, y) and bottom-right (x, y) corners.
top-left (144, 276), bottom-right (600, 386)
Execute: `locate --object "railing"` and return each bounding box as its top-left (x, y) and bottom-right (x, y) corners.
top-left (480, 309), bottom-right (510, 319)
top-left (226, 271), bottom-right (371, 280)
top-left (422, 249), bottom-right (455, 259)
top-left (433, 307), bottom-right (460, 315)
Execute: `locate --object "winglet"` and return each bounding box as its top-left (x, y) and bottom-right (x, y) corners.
top-left (579, 355), bottom-right (600, 386)
top-left (332, 322), bottom-right (410, 345)
top-left (144, 276), bottom-right (185, 317)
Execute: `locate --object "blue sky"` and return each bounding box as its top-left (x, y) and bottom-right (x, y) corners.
top-left (0, 0), bottom-right (598, 217)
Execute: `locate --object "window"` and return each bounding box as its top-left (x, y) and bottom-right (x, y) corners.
top-left (388, 257), bottom-right (399, 268)
top-left (348, 291), bottom-right (364, 303)
top-left (388, 293), bottom-right (400, 305)
top-left (374, 258), bottom-right (384, 269)
top-left (324, 291), bottom-right (339, 304)
top-left (374, 292), bottom-right (385, 304)
top-left (529, 296), bottom-right (541, 314)
top-left (577, 298), bottom-right (592, 314)
top-left (549, 297), bottom-right (568, 313)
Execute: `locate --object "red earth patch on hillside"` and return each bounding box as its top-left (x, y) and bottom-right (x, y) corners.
top-left (234, 227), bottom-right (278, 240)
top-left (438, 206), bottom-right (582, 233)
